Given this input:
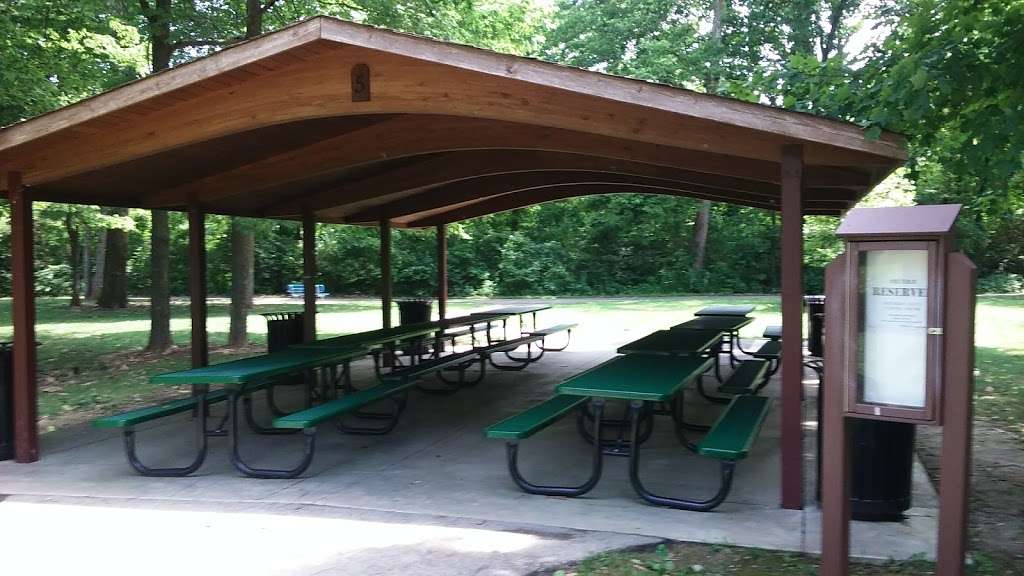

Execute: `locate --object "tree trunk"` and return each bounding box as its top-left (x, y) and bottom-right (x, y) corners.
top-left (691, 0), bottom-right (726, 272)
top-left (92, 225), bottom-right (107, 299)
top-left (227, 1), bottom-right (265, 346)
top-left (691, 201), bottom-right (712, 271)
top-left (147, 210), bottom-right (173, 350)
top-left (66, 210), bottom-right (82, 307)
top-left (82, 228), bottom-right (92, 300)
top-left (141, 0), bottom-right (174, 346)
top-left (228, 218), bottom-right (255, 347)
top-left (97, 208), bottom-right (129, 309)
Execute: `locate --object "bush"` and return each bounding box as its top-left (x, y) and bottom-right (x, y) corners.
top-left (978, 273), bottom-right (1024, 294)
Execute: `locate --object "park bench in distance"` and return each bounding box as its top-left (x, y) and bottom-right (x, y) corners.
top-left (286, 283), bottom-right (328, 298)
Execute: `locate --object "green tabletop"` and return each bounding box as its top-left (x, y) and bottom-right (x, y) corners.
top-left (293, 322), bottom-right (441, 349)
top-left (440, 312), bottom-right (514, 328)
top-left (617, 329), bottom-right (722, 356)
top-left (471, 305), bottom-right (551, 316)
top-left (671, 315), bottom-right (753, 332)
top-left (150, 346), bottom-right (368, 385)
top-left (694, 305), bottom-right (755, 317)
top-left (556, 354), bottom-right (713, 402)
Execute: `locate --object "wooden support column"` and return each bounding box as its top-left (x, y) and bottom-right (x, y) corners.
top-left (380, 219), bottom-right (392, 329)
top-left (936, 253), bottom-right (976, 576)
top-left (780, 144), bottom-right (805, 509)
top-left (820, 254), bottom-right (850, 575)
top-left (436, 224), bottom-right (448, 321)
top-left (302, 208), bottom-right (317, 342)
top-left (187, 201), bottom-right (209, 369)
top-left (8, 172), bottom-right (39, 463)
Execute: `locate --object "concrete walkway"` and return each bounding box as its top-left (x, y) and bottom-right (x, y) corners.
top-left (0, 330), bottom-right (938, 575)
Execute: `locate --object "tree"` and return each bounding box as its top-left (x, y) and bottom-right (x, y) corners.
top-left (97, 207), bottom-right (131, 308)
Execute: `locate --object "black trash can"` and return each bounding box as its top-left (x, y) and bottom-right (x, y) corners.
top-left (804, 295), bottom-right (826, 358)
top-left (849, 419), bottom-right (915, 520)
top-left (396, 299), bottom-right (434, 356)
top-left (811, 295), bottom-right (914, 521)
top-left (1, 342), bottom-right (14, 461)
top-left (260, 312), bottom-right (305, 353)
top-left (396, 299), bottom-right (433, 326)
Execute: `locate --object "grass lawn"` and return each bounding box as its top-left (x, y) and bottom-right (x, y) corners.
top-left (546, 541), bottom-right (1018, 575)
top-left (0, 294), bottom-right (1019, 437)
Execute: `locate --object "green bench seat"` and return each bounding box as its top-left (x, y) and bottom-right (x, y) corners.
top-left (717, 360), bottom-right (769, 395)
top-left (485, 395), bottom-right (588, 440)
top-left (762, 325), bottom-right (782, 340)
top-left (382, 350), bottom-right (480, 384)
top-left (273, 379), bottom-right (417, 429)
top-left (524, 323), bottom-right (577, 337)
top-left (94, 389), bottom-right (232, 429)
top-left (93, 381), bottom-right (273, 429)
top-left (697, 395), bottom-right (772, 460)
top-left (752, 339), bottom-right (781, 359)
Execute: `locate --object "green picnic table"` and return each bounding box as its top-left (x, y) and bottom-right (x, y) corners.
top-left (616, 329), bottom-right (722, 357)
top-left (671, 315), bottom-right (753, 332)
top-left (671, 315), bottom-right (755, 377)
top-left (471, 304), bottom-right (551, 334)
top-left (694, 305), bottom-right (755, 317)
top-left (141, 346), bottom-right (369, 479)
top-left (487, 353), bottom-right (771, 511)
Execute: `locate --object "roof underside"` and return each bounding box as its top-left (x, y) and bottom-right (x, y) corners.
top-left (0, 17), bottom-right (907, 225)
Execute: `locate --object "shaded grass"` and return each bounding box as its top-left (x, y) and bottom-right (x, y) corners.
top-left (545, 542), bottom-right (1020, 576)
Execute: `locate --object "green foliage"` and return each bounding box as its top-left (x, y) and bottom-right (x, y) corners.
top-left (1, 0), bottom-right (1022, 300)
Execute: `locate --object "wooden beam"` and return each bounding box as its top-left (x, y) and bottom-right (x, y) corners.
top-left (188, 201), bottom-right (209, 369)
top-left (8, 171), bottom-right (39, 463)
top-left (436, 224), bottom-right (448, 321)
top-left (302, 207), bottom-right (317, 342)
top-left (301, 150), bottom-right (796, 217)
top-left (140, 116), bottom-right (873, 213)
top-left (402, 182), bottom-right (844, 227)
top-left (780, 144), bottom-right (804, 510)
top-left (344, 169), bottom-right (856, 223)
top-left (379, 219), bottom-right (392, 329)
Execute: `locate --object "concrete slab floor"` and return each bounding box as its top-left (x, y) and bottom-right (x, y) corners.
top-left (0, 340), bottom-right (939, 575)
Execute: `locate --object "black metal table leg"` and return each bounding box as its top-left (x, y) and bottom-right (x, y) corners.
top-left (627, 400), bottom-right (736, 511)
top-left (507, 399), bottom-right (605, 496)
top-left (228, 392), bottom-right (316, 479)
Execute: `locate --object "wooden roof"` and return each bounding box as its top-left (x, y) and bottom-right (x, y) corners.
top-left (0, 16), bottom-right (907, 225)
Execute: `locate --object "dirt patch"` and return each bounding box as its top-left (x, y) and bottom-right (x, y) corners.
top-left (916, 420), bottom-right (1024, 566)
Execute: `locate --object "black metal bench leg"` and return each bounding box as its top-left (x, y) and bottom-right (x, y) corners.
top-left (538, 330), bottom-right (572, 352)
top-left (243, 392), bottom-right (301, 435)
top-left (627, 401), bottom-right (736, 511)
top-left (672, 393), bottom-right (711, 433)
top-left (335, 394), bottom-right (406, 435)
top-left (122, 398), bottom-right (209, 477)
top-left (506, 399), bottom-right (605, 497)
top-left (696, 375), bottom-right (731, 405)
top-left (228, 393), bottom-right (316, 479)
top-left (504, 342), bottom-right (546, 364)
top-left (575, 401), bottom-right (653, 449)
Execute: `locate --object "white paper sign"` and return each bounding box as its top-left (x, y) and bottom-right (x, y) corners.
top-left (860, 249), bottom-right (929, 407)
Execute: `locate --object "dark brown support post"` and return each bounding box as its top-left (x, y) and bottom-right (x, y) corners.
top-left (936, 253), bottom-right (976, 576)
top-left (9, 172), bottom-right (39, 463)
top-left (436, 224), bottom-right (448, 321)
top-left (302, 208), bottom-right (317, 342)
top-left (780, 144), bottom-right (805, 509)
top-left (380, 219), bottom-right (392, 329)
top-left (187, 200), bottom-right (209, 369)
top-left (820, 254), bottom-right (850, 576)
